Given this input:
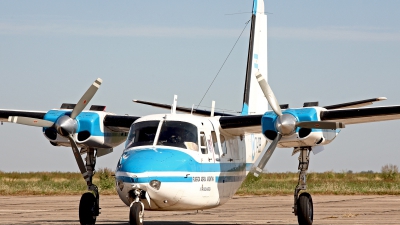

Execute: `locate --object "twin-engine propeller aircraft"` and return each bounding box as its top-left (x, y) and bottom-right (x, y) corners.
top-left (2, 1), bottom-right (400, 225)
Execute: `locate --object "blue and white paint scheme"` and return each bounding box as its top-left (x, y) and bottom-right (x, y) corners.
top-left (261, 107), bottom-right (341, 148)
top-left (42, 110), bottom-right (127, 150)
top-left (3, 0), bottom-right (400, 224)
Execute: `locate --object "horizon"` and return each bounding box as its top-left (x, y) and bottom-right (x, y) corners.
top-left (1, 0), bottom-right (400, 172)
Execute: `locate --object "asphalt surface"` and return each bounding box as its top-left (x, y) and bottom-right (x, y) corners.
top-left (1, 195), bottom-right (399, 224)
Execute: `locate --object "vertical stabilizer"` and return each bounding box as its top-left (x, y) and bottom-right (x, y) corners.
top-left (241, 0), bottom-right (268, 115)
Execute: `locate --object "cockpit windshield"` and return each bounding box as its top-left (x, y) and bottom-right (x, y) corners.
top-left (125, 120), bottom-right (199, 151)
top-left (125, 120), bottom-right (159, 149)
top-left (157, 121), bottom-right (198, 151)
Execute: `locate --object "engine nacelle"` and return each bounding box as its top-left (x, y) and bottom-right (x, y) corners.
top-left (42, 109), bottom-right (128, 149)
top-left (261, 107), bottom-right (340, 148)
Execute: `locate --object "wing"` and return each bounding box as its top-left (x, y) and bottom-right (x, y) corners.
top-left (0, 110), bottom-right (47, 122)
top-left (103, 114), bottom-right (140, 132)
top-left (218, 105), bottom-right (400, 136)
top-left (0, 109), bottom-right (139, 132)
top-left (320, 105), bottom-right (400, 125)
top-left (219, 114), bottom-right (263, 135)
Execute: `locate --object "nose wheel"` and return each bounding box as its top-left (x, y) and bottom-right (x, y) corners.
top-left (129, 189), bottom-right (145, 225)
top-left (292, 147), bottom-right (313, 225)
top-left (130, 202), bottom-right (144, 225)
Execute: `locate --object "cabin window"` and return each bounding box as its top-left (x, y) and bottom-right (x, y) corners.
top-left (125, 120), bottom-right (159, 148)
top-left (200, 132), bottom-right (208, 154)
top-left (220, 134), bottom-right (227, 155)
top-left (157, 121), bottom-right (198, 151)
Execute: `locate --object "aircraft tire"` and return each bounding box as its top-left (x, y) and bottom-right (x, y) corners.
top-left (296, 192), bottom-right (313, 225)
top-left (129, 202), bottom-right (144, 225)
top-left (79, 192), bottom-right (97, 225)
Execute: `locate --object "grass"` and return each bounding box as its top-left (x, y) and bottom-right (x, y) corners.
top-left (236, 171), bottom-right (400, 195)
top-left (1, 169), bottom-right (400, 196)
top-left (0, 168), bottom-right (116, 195)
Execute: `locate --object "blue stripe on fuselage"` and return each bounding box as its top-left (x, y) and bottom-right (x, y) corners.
top-left (116, 148), bottom-right (253, 180)
top-left (115, 175), bottom-right (248, 184)
top-left (115, 176), bottom-right (193, 183)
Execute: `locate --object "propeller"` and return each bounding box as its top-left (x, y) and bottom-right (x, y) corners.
top-left (253, 73), bottom-right (344, 176)
top-left (8, 116), bottom-right (54, 127)
top-left (253, 133), bottom-right (281, 176)
top-left (8, 78), bottom-right (102, 181)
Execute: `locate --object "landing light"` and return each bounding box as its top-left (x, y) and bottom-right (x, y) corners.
top-left (149, 180), bottom-right (161, 190)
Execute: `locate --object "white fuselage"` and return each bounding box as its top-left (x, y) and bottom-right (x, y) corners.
top-left (114, 114), bottom-right (266, 210)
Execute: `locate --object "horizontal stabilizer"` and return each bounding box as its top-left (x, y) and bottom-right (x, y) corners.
top-left (323, 97), bottom-right (387, 110)
top-left (132, 99), bottom-right (235, 116)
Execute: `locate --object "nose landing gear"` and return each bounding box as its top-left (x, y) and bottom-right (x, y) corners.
top-left (292, 147), bottom-right (313, 225)
top-left (129, 189), bottom-right (145, 225)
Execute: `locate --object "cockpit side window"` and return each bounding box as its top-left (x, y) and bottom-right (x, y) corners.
top-left (220, 134), bottom-right (228, 155)
top-left (200, 132), bottom-right (208, 154)
top-left (211, 131), bottom-right (220, 157)
top-left (157, 121), bottom-right (199, 151)
top-left (125, 121), bottom-right (160, 149)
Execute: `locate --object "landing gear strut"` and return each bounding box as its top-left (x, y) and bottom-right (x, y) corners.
top-left (293, 147), bottom-right (313, 225)
top-left (129, 189), bottom-right (144, 225)
top-left (77, 147), bottom-right (100, 225)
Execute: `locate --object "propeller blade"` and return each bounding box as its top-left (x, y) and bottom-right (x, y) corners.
top-left (255, 72), bottom-right (282, 116)
top-left (70, 78), bottom-right (102, 119)
top-left (253, 133), bottom-right (282, 177)
top-left (67, 135), bottom-right (89, 182)
top-left (296, 121), bottom-right (345, 129)
top-left (8, 116), bottom-right (54, 127)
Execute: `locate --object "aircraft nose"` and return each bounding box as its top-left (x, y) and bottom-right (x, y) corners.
top-left (117, 148), bottom-right (196, 176)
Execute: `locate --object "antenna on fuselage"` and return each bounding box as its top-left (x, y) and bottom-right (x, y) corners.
top-left (211, 101), bottom-right (215, 117)
top-left (171, 95), bottom-right (177, 114)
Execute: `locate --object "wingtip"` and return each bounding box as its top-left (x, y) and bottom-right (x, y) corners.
top-left (132, 99), bottom-right (138, 102)
top-left (377, 97), bottom-right (387, 101)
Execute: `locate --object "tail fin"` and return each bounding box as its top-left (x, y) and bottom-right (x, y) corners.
top-left (241, 0), bottom-right (268, 115)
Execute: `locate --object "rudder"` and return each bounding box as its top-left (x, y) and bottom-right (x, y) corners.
top-left (241, 0), bottom-right (268, 115)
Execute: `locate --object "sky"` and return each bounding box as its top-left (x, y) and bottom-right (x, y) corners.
top-left (0, 0), bottom-right (400, 173)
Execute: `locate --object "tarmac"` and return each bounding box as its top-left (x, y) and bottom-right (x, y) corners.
top-left (1, 195), bottom-right (400, 224)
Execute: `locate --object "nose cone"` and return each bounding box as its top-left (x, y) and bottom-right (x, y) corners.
top-left (117, 148), bottom-right (196, 175)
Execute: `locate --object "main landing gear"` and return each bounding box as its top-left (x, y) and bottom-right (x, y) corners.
top-left (293, 147), bottom-right (313, 225)
top-left (129, 189), bottom-right (145, 225)
top-left (76, 147), bottom-right (100, 225)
